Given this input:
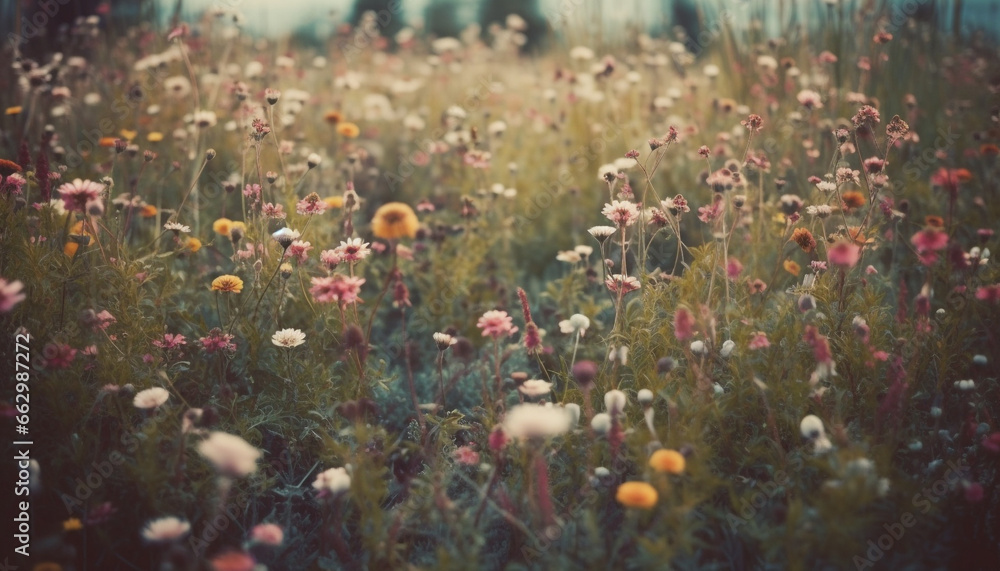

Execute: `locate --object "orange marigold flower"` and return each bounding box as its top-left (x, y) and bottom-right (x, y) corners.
top-left (64, 221), bottom-right (94, 258)
top-left (141, 205), bottom-right (158, 218)
top-left (784, 259), bottom-right (801, 276)
top-left (336, 122), bottom-right (360, 138)
top-left (371, 202), bottom-right (419, 240)
top-left (925, 215), bottom-right (944, 228)
top-left (791, 227), bottom-right (816, 253)
top-left (213, 217), bottom-right (233, 236)
top-left (324, 195), bottom-right (344, 209)
top-left (649, 449), bottom-right (685, 474)
top-left (98, 137), bottom-right (118, 148)
top-left (211, 275), bottom-right (244, 293)
top-left (184, 237), bottom-right (202, 253)
top-left (324, 110), bottom-right (344, 124)
top-left (842, 191), bottom-right (865, 210)
top-left (5, 106), bottom-right (23, 115)
top-left (63, 518), bottom-right (83, 531)
top-left (616, 481), bottom-right (659, 509)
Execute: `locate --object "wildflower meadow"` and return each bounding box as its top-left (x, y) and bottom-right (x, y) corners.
top-left (1, 0), bottom-right (999, 569)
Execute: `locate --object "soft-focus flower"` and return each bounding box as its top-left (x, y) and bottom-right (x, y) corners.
top-left (477, 310), bottom-right (518, 339)
top-left (133, 387), bottom-right (170, 409)
top-left (211, 275), bottom-right (244, 293)
top-left (588, 226), bottom-right (617, 240)
top-left (0, 278), bottom-right (26, 312)
top-left (748, 332), bottom-right (770, 350)
top-left (313, 467), bottom-right (351, 495)
top-left (210, 550), bottom-right (256, 571)
top-left (250, 523), bottom-right (284, 546)
top-left (152, 333), bottom-right (186, 350)
top-left (142, 516), bottom-right (190, 543)
top-left (519, 379), bottom-right (553, 397)
top-left (371, 202), bottom-right (419, 240)
top-left (673, 307), bottom-right (695, 341)
top-left (828, 241), bottom-right (861, 268)
top-left (502, 403), bottom-right (573, 440)
top-left (649, 449), bottom-right (685, 474)
top-left (309, 275), bottom-right (365, 305)
top-left (271, 328), bottom-right (306, 348)
top-left (616, 482), bottom-right (658, 509)
top-left (433, 332), bottom-right (457, 350)
top-left (58, 178), bottom-right (103, 212)
top-left (791, 228), bottom-right (816, 253)
top-left (213, 217), bottom-right (233, 236)
top-left (720, 339), bottom-right (736, 358)
top-left (272, 228), bottom-right (301, 249)
top-left (296, 192), bottom-right (327, 216)
top-left (559, 313), bottom-right (590, 336)
top-left (197, 431), bottom-right (261, 477)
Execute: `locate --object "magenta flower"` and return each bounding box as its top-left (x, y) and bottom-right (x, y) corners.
top-left (153, 333), bottom-right (187, 350)
top-left (910, 228), bottom-right (949, 265)
top-left (673, 307), bottom-right (695, 341)
top-left (200, 328), bottom-right (236, 354)
top-left (309, 275), bottom-right (365, 305)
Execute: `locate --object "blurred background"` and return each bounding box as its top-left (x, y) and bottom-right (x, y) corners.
top-left (3, 0), bottom-right (999, 52)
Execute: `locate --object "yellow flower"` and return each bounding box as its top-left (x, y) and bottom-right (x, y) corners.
top-left (783, 259), bottom-right (801, 276)
top-left (324, 196), bottom-right (344, 209)
top-left (64, 221), bottom-right (95, 258)
top-left (336, 122), bottom-right (360, 138)
top-left (230, 221), bottom-right (247, 235)
top-left (649, 449), bottom-right (686, 475)
top-left (63, 517), bottom-right (83, 531)
top-left (141, 205), bottom-right (158, 218)
top-left (211, 275), bottom-right (244, 293)
top-left (213, 217), bottom-right (233, 237)
top-left (615, 481), bottom-right (658, 509)
top-left (5, 106), bottom-right (23, 115)
top-left (119, 129), bottom-right (137, 141)
top-left (32, 563), bottom-right (62, 571)
top-left (371, 202), bottom-right (419, 240)
top-left (184, 237), bottom-right (202, 253)
top-left (147, 131), bottom-right (164, 142)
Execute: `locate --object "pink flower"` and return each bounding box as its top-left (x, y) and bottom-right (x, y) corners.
top-left (295, 193), bottom-right (327, 216)
top-left (930, 168), bottom-right (972, 198)
top-left (605, 274), bottom-right (640, 295)
top-left (673, 307), bottom-right (695, 341)
top-left (153, 333), bottom-right (187, 350)
top-left (975, 284), bottom-right (1000, 303)
top-left (333, 238), bottom-right (371, 262)
top-left (285, 240), bottom-right (312, 262)
top-left (697, 195), bottom-right (724, 224)
top-left (309, 275), bottom-right (365, 305)
top-left (1, 173), bottom-right (26, 195)
top-left (452, 445), bottom-right (480, 466)
top-left (58, 178), bottom-right (103, 212)
top-left (910, 228), bottom-right (949, 265)
top-left (748, 332), bottom-right (770, 350)
top-left (0, 278), bottom-right (26, 312)
top-left (726, 257), bottom-right (743, 280)
top-left (91, 310), bottom-right (116, 332)
top-left (827, 242), bottom-right (861, 268)
top-left (249, 523), bottom-right (284, 546)
top-left (261, 202), bottom-right (286, 219)
top-left (200, 328), bottom-right (236, 354)
top-left (602, 200), bottom-right (640, 228)
top-left (319, 250), bottom-right (342, 271)
top-left (477, 310), bottom-right (518, 340)
top-left (42, 342), bottom-right (77, 369)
